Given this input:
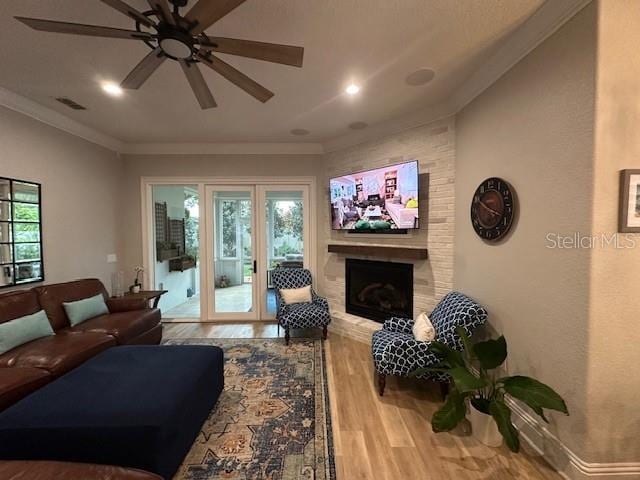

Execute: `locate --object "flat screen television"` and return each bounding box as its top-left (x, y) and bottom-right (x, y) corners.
top-left (330, 160), bottom-right (419, 231)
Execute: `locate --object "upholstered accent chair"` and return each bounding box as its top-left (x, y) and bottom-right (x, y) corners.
top-left (272, 268), bottom-right (331, 345)
top-left (371, 291), bottom-right (488, 397)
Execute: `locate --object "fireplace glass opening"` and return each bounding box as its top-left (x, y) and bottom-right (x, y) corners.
top-left (345, 258), bottom-right (413, 323)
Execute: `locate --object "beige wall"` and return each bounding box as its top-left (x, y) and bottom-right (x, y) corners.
top-left (455, 3), bottom-right (596, 465)
top-left (318, 117), bottom-right (455, 337)
top-left (587, 0), bottom-right (640, 463)
top-left (0, 106), bottom-right (123, 290)
top-left (120, 154), bottom-right (322, 273)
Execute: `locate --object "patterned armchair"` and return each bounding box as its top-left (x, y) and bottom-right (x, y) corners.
top-left (272, 268), bottom-right (331, 345)
top-left (371, 291), bottom-right (487, 397)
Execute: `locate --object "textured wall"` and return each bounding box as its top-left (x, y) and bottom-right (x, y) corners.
top-left (0, 106), bottom-right (123, 290)
top-left (455, 3), bottom-right (596, 466)
top-left (317, 117), bottom-right (455, 340)
top-left (587, 0), bottom-right (640, 464)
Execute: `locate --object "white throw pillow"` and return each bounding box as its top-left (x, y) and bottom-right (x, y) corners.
top-left (280, 285), bottom-right (312, 305)
top-left (413, 312), bottom-right (436, 342)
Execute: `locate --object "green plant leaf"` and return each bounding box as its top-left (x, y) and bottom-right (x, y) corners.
top-left (473, 336), bottom-right (508, 370)
top-left (432, 388), bottom-right (467, 432)
top-left (455, 326), bottom-right (474, 361)
top-left (429, 341), bottom-right (465, 368)
top-left (502, 376), bottom-right (569, 415)
top-left (489, 399), bottom-right (520, 452)
top-left (448, 366), bottom-right (488, 393)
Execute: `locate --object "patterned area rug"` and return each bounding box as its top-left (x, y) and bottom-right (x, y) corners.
top-left (163, 338), bottom-right (336, 480)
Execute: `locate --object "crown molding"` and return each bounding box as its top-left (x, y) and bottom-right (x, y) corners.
top-left (120, 142), bottom-right (324, 155)
top-left (0, 86), bottom-right (124, 152)
top-left (449, 0), bottom-right (592, 112)
top-left (1, 0), bottom-right (591, 156)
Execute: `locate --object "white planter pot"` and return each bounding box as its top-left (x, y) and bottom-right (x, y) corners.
top-left (469, 404), bottom-right (503, 447)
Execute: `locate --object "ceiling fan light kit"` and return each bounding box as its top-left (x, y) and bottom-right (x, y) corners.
top-left (15, 0), bottom-right (304, 109)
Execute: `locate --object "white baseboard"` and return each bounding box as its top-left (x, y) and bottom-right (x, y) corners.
top-left (508, 398), bottom-right (640, 478)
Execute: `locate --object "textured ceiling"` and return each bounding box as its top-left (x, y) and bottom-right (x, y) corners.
top-left (0, 0), bottom-right (544, 143)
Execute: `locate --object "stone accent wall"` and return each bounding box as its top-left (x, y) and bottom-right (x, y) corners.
top-left (317, 117), bottom-right (456, 343)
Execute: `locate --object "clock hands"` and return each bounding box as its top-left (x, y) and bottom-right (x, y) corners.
top-left (478, 199), bottom-right (501, 217)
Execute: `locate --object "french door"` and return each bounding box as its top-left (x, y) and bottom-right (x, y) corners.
top-left (204, 184), bottom-right (310, 321)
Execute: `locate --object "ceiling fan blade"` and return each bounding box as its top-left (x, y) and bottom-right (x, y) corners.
top-left (121, 47), bottom-right (167, 89)
top-left (186, 0), bottom-right (246, 35)
top-left (147, 0), bottom-right (176, 26)
top-left (14, 17), bottom-right (152, 40)
top-left (179, 60), bottom-right (217, 109)
top-left (200, 37), bottom-right (304, 67)
top-left (100, 0), bottom-right (155, 28)
top-left (198, 53), bottom-right (274, 103)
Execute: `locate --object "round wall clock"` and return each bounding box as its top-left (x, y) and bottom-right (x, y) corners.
top-left (470, 177), bottom-right (515, 241)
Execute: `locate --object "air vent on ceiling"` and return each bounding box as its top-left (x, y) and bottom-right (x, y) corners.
top-left (55, 97), bottom-right (87, 110)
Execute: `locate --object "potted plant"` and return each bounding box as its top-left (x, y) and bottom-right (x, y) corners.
top-left (413, 327), bottom-right (568, 452)
top-left (131, 266), bottom-right (144, 293)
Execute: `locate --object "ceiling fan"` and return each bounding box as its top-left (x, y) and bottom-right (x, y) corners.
top-left (15, 0), bottom-right (304, 109)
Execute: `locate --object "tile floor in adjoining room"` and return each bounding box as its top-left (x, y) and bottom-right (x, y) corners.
top-left (163, 287), bottom-right (277, 319)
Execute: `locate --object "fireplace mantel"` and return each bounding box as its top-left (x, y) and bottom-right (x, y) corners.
top-left (327, 243), bottom-right (428, 260)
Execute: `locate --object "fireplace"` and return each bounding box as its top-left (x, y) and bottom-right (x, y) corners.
top-left (345, 258), bottom-right (413, 323)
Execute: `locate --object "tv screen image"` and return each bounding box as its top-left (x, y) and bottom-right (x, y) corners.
top-left (330, 160), bottom-right (419, 231)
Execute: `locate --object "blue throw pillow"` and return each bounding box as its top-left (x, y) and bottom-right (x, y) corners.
top-left (0, 310), bottom-right (55, 355)
top-left (63, 293), bottom-right (109, 327)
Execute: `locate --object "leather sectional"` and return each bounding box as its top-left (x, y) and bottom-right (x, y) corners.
top-left (0, 278), bottom-right (163, 479)
top-left (0, 460), bottom-right (162, 480)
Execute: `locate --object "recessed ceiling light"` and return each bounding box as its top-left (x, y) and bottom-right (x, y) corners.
top-left (290, 128), bottom-right (310, 136)
top-left (345, 84), bottom-right (361, 95)
top-left (101, 82), bottom-right (123, 97)
top-left (349, 121), bottom-right (368, 130)
top-left (405, 68), bottom-right (436, 86)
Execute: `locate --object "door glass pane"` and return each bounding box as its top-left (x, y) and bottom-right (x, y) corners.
top-left (1, 265), bottom-right (14, 287)
top-left (13, 223), bottom-right (40, 242)
top-left (15, 243), bottom-right (40, 262)
top-left (0, 244), bottom-right (12, 264)
top-left (13, 182), bottom-right (39, 203)
top-left (0, 222), bottom-right (12, 243)
top-left (151, 185), bottom-right (200, 319)
top-left (15, 262), bottom-right (42, 284)
top-left (0, 180), bottom-right (10, 200)
top-left (213, 191), bottom-right (253, 313)
top-left (0, 201), bottom-right (11, 221)
top-left (265, 190), bottom-right (304, 316)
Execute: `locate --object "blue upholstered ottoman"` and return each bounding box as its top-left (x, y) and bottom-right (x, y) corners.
top-left (0, 345), bottom-right (224, 480)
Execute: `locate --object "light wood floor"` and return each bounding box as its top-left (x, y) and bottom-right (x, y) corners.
top-left (163, 322), bottom-right (561, 480)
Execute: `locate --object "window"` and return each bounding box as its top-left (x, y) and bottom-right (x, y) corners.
top-left (0, 177), bottom-right (44, 288)
top-left (221, 200), bottom-right (237, 258)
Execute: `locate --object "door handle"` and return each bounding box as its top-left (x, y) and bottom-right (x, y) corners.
top-left (253, 260), bottom-right (257, 274)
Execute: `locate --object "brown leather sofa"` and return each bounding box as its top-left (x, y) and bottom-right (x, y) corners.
top-left (0, 279), bottom-right (163, 479)
top-left (0, 278), bottom-right (162, 409)
top-left (0, 460), bottom-right (162, 480)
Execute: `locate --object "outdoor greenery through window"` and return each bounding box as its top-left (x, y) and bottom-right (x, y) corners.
top-left (0, 177), bottom-right (44, 288)
top-left (184, 192), bottom-right (199, 260)
top-left (221, 200), bottom-right (237, 258)
top-left (266, 192), bottom-right (304, 269)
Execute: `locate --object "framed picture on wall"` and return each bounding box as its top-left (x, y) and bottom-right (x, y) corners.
top-left (618, 169), bottom-right (640, 232)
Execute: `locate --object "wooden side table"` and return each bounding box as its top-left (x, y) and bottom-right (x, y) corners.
top-left (122, 290), bottom-right (168, 309)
